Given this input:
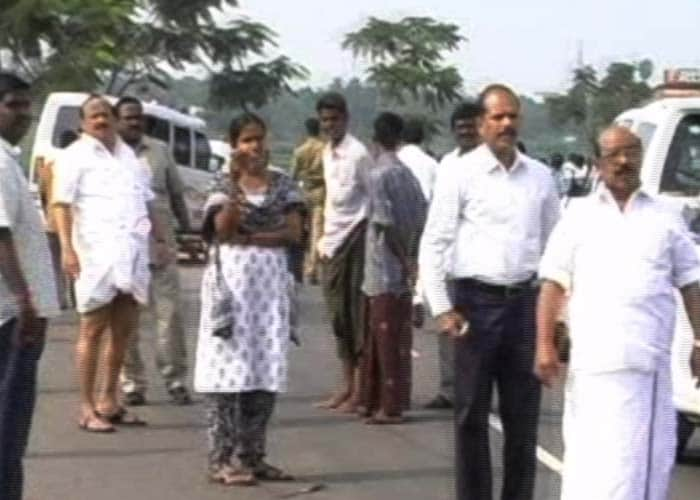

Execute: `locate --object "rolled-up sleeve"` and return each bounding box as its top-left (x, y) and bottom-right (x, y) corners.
top-left (671, 217), bottom-right (700, 289)
top-left (538, 211), bottom-right (576, 291)
top-left (419, 166), bottom-right (462, 317)
top-left (52, 150), bottom-right (80, 205)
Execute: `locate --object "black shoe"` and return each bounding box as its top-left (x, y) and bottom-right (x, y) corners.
top-left (169, 386), bottom-right (192, 406)
top-left (124, 391), bottom-right (147, 406)
top-left (424, 395), bottom-right (453, 410)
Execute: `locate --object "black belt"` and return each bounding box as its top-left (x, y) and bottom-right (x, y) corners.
top-left (457, 276), bottom-right (537, 299)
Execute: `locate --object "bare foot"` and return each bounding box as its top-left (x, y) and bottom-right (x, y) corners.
top-left (364, 411), bottom-right (404, 425)
top-left (334, 395), bottom-right (360, 414)
top-left (313, 391), bottom-right (349, 410)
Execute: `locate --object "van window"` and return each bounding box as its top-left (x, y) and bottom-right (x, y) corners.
top-left (660, 114), bottom-right (700, 195)
top-left (51, 106), bottom-right (80, 148)
top-left (173, 126), bottom-right (192, 166)
top-left (194, 132), bottom-right (212, 170)
top-left (144, 114), bottom-right (170, 143)
top-left (636, 122), bottom-right (657, 152)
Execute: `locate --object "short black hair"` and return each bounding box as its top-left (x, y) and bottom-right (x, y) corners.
top-left (305, 117), bottom-right (320, 136)
top-left (79, 94), bottom-right (116, 119)
top-left (114, 95), bottom-right (142, 117)
top-left (550, 152), bottom-right (564, 167)
top-left (401, 118), bottom-right (424, 145)
top-left (228, 112), bottom-right (267, 145)
top-left (373, 112), bottom-right (404, 150)
top-left (450, 101), bottom-right (481, 129)
top-left (476, 84), bottom-right (520, 115)
top-left (0, 72), bottom-right (30, 101)
top-left (316, 92), bottom-right (348, 115)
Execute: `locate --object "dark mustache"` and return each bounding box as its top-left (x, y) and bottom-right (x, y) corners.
top-left (499, 128), bottom-right (517, 138)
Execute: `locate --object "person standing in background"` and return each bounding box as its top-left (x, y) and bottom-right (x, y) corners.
top-left (115, 96), bottom-right (192, 407)
top-left (291, 117), bottom-right (326, 286)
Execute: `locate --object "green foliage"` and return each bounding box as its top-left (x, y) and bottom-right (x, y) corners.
top-left (0, 0), bottom-right (307, 110)
top-left (342, 16), bottom-right (466, 112)
top-left (545, 60), bottom-right (653, 149)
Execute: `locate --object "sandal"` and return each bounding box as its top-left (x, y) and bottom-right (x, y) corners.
top-left (253, 461), bottom-right (295, 481)
top-left (226, 466), bottom-right (258, 486)
top-left (97, 407), bottom-right (147, 426)
top-left (78, 411), bottom-right (116, 433)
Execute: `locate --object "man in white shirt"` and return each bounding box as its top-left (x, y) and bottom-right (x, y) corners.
top-left (53, 95), bottom-right (169, 432)
top-left (420, 84), bottom-right (560, 500)
top-left (314, 92), bottom-right (373, 413)
top-left (397, 118), bottom-right (438, 202)
top-left (536, 126), bottom-right (700, 500)
top-left (0, 72), bottom-right (60, 500)
top-left (419, 101), bottom-right (482, 411)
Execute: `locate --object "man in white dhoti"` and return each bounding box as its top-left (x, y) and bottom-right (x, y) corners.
top-left (53, 95), bottom-right (170, 432)
top-left (536, 126), bottom-right (700, 500)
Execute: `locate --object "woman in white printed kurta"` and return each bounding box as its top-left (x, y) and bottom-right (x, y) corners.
top-left (194, 113), bottom-right (304, 486)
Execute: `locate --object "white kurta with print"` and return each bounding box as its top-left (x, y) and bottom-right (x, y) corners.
top-left (194, 244), bottom-right (292, 393)
top-left (53, 135), bottom-right (154, 313)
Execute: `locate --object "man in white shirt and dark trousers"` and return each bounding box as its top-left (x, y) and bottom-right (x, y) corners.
top-left (314, 93), bottom-right (373, 413)
top-left (0, 73), bottom-right (60, 500)
top-left (420, 84), bottom-right (560, 500)
top-left (537, 126), bottom-right (700, 500)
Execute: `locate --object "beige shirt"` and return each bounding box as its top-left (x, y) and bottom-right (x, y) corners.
top-left (133, 136), bottom-right (188, 259)
top-left (0, 137), bottom-right (60, 325)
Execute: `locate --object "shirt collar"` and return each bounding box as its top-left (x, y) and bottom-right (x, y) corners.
top-left (330, 133), bottom-right (353, 156)
top-left (595, 183), bottom-right (650, 211)
top-left (0, 135), bottom-right (21, 160)
top-left (477, 143), bottom-right (527, 174)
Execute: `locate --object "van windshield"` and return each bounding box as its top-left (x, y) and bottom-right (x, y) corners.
top-left (660, 114), bottom-right (700, 196)
top-left (51, 106), bottom-right (80, 148)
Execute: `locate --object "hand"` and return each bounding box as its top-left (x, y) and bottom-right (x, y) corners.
top-left (154, 241), bottom-right (175, 267)
top-left (691, 344), bottom-right (700, 388)
top-left (16, 295), bottom-right (41, 347)
top-left (535, 345), bottom-right (563, 388)
top-left (61, 248), bottom-right (80, 280)
top-left (437, 309), bottom-right (465, 338)
top-left (412, 303), bottom-right (425, 329)
top-left (404, 260), bottom-right (418, 288)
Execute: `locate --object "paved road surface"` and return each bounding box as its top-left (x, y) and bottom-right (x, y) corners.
top-left (24, 265), bottom-right (700, 499)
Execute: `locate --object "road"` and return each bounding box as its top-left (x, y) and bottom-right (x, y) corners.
top-left (24, 264), bottom-right (700, 499)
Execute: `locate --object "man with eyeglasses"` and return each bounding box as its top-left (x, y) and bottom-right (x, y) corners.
top-left (537, 126), bottom-right (700, 499)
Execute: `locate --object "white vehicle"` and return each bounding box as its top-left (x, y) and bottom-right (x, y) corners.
top-left (209, 139), bottom-right (230, 172)
top-left (613, 68), bottom-right (700, 457)
top-left (30, 92), bottom-right (218, 235)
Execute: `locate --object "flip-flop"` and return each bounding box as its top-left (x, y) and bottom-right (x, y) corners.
top-left (254, 462), bottom-right (295, 481)
top-left (78, 411), bottom-right (116, 433)
top-left (97, 407), bottom-right (147, 426)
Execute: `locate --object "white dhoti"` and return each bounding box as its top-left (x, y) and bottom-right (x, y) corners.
top-left (561, 363), bottom-right (676, 500)
top-left (74, 221), bottom-right (151, 314)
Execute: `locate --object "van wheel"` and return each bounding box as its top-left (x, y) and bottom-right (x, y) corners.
top-left (677, 412), bottom-right (695, 460)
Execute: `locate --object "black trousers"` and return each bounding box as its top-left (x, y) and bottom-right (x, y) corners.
top-left (0, 318), bottom-right (46, 500)
top-left (452, 280), bottom-right (541, 500)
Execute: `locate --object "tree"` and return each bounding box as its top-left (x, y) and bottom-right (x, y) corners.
top-left (546, 60), bottom-right (654, 149)
top-left (342, 16), bottom-right (466, 112)
top-left (0, 0), bottom-right (307, 110)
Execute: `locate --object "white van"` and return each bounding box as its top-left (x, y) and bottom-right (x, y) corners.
top-left (30, 92), bottom-right (218, 234)
top-left (612, 70), bottom-right (700, 457)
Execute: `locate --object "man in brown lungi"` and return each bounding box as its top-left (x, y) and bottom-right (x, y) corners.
top-left (360, 112), bottom-right (427, 424)
top-left (314, 92), bottom-right (373, 413)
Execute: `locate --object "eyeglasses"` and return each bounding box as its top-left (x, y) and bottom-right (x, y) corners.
top-left (600, 145), bottom-right (643, 161)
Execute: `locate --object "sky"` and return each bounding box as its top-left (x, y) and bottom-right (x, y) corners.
top-left (228, 0), bottom-right (700, 97)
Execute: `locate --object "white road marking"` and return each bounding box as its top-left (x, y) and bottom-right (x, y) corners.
top-left (488, 414), bottom-right (564, 475)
